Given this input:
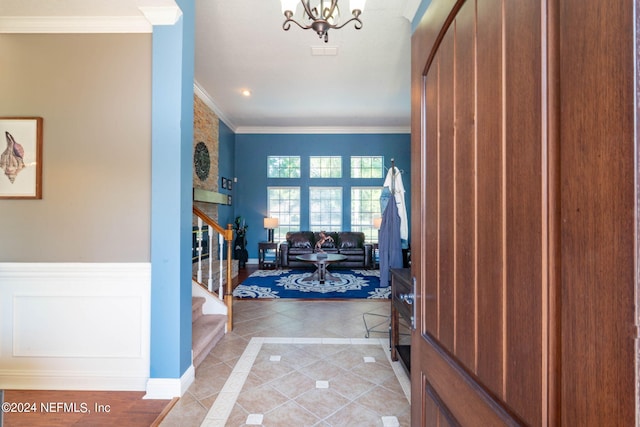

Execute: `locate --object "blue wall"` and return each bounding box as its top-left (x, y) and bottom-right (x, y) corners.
top-left (234, 133), bottom-right (411, 258)
top-left (150, 0), bottom-right (194, 379)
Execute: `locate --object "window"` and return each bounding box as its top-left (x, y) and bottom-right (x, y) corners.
top-left (267, 187), bottom-right (300, 241)
top-left (351, 156), bottom-right (384, 178)
top-left (309, 187), bottom-right (342, 231)
top-left (310, 156), bottom-right (342, 178)
top-left (351, 187), bottom-right (383, 242)
top-left (267, 156), bottom-right (300, 178)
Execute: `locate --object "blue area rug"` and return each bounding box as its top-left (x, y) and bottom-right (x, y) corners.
top-left (233, 268), bottom-right (389, 299)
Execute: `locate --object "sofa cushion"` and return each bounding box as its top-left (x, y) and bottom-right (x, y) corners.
top-left (338, 232), bottom-right (364, 249)
top-left (287, 231), bottom-right (315, 249)
top-left (288, 247), bottom-right (314, 256)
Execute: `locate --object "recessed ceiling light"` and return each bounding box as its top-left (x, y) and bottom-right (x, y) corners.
top-left (241, 89), bottom-right (251, 97)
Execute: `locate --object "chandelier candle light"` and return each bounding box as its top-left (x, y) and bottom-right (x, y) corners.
top-left (281, 0), bottom-right (366, 43)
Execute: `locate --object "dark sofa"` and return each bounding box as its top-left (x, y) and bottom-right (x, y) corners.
top-left (279, 231), bottom-right (373, 268)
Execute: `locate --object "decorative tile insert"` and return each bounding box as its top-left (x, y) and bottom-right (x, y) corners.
top-left (382, 415), bottom-right (400, 427)
top-left (246, 413), bottom-right (264, 425)
top-left (202, 337), bottom-right (410, 426)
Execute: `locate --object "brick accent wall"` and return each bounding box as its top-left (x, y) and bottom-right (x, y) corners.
top-left (193, 94), bottom-right (220, 223)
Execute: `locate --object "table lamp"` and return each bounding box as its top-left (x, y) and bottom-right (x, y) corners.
top-left (264, 217), bottom-right (279, 242)
top-left (373, 217), bottom-right (383, 230)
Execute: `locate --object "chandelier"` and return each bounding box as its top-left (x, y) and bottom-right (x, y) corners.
top-left (280, 0), bottom-right (366, 43)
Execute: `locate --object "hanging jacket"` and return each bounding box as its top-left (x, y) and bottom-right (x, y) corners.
top-left (383, 166), bottom-right (409, 246)
top-left (378, 193), bottom-right (403, 287)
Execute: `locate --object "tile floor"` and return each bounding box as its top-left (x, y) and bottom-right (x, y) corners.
top-left (160, 298), bottom-right (411, 426)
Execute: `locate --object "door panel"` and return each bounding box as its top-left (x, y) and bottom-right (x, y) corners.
top-left (453, 2), bottom-right (476, 370)
top-left (437, 29), bottom-right (455, 353)
top-left (413, 0), bottom-right (545, 424)
top-left (423, 60), bottom-right (439, 335)
top-left (411, 0), bottom-right (637, 425)
top-left (503, 0), bottom-right (544, 420)
top-left (475, 0), bottom-right (504, 397)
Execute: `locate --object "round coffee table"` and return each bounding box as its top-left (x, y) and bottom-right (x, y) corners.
top-left (296, 253), bottom-right (348, 284)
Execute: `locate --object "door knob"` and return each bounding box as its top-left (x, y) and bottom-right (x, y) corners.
top-left (399, 293), bottom-right (414, 304)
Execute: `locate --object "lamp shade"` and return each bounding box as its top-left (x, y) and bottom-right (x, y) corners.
top-left (281, 0), bottom-right (299, 13)
top-left (373, 217), bottom-right (382, 229)
top-left (350, 0), bottom-right (366, 12)
top-left (264, 217), bottom-right (279, 229)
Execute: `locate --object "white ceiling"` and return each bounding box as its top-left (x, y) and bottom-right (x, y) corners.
top-left (1, 0), bottom-right (418, 133)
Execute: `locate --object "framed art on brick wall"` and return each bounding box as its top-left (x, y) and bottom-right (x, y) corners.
top-left (0, 117), bottom-right (43, 199)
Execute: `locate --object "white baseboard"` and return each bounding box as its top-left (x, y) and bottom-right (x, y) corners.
top-left (1, 370), bottom-right (148, 391)
top-left (144, 364), bottom-right (195, 399)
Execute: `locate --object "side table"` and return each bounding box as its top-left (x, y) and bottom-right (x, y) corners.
top-left (258, 241), bottom-right (278, 269)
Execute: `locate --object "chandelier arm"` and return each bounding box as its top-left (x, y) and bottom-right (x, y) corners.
top-left (283, 17), bottom-right (314, 31)
top-left (330, 14), bottom-right (363, 30)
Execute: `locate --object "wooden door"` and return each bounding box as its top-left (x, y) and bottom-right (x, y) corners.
top-left (410, 0), bottom-right (637, 425)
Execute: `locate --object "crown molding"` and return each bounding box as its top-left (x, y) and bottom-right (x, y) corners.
top-left (193, 82), bottom-right (237, 132)
top-left (138, 6), bottom-right (182, 26)
top-left (233, 126), bottom-right (410, 135)
top-left (0, 16), bottom-right (152, 33)
top-left (0, 2), bottom-right (181, 34)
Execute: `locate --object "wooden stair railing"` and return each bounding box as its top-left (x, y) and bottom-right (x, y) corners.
top-left (192, 205), bottom-right (234, 332)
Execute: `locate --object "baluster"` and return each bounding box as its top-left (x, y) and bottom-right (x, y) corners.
top-left (197, 217), bottom-right (203, 283)
top-left (207, 224), bottom-right (213, 292)
top-left (218, 233), bottom-right (224, 299)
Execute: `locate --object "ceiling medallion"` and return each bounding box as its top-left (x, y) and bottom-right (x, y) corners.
top-left (281, 0), bottom-right (366, 43)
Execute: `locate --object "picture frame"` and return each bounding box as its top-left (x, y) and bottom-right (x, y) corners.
top-left (221, 177), bottom-right (228, 189)
top-left (0, 117), bottom-right (43, 199)
top-left (227, 195), bottom-right (232, 205)
top-left (227, 178), bottom-right (233, 191)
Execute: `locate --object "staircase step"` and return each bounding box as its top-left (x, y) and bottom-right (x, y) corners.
top-left (192, 297), bottom-right (206, 323)
top-left (192, 314), bottom-right (226, 368)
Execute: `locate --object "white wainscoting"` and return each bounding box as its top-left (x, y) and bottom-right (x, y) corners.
top-left (0, 263), bottom-right (151, 391)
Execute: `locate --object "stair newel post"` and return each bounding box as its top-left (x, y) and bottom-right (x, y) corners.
top-left (225, 224), bottom-right (234, 332)
top-left (197, 217), bottom-right (203, 284)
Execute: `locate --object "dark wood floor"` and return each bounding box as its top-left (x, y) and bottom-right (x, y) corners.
top-left (235, 263), bottom-right (257, 283)
top-left (1, 390), bottom-right (175, 427)
top-left (2, 265), bottom-right (258, 427)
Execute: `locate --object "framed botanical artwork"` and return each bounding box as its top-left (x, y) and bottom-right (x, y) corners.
top-left (227, 195), bottom-right (232, 205)
top-left (221, 177), bottom-right (228, 189)
top-left (227, 178), bottom-right (233, 191)
top-left (0, 117), bottom-right (43, 199)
